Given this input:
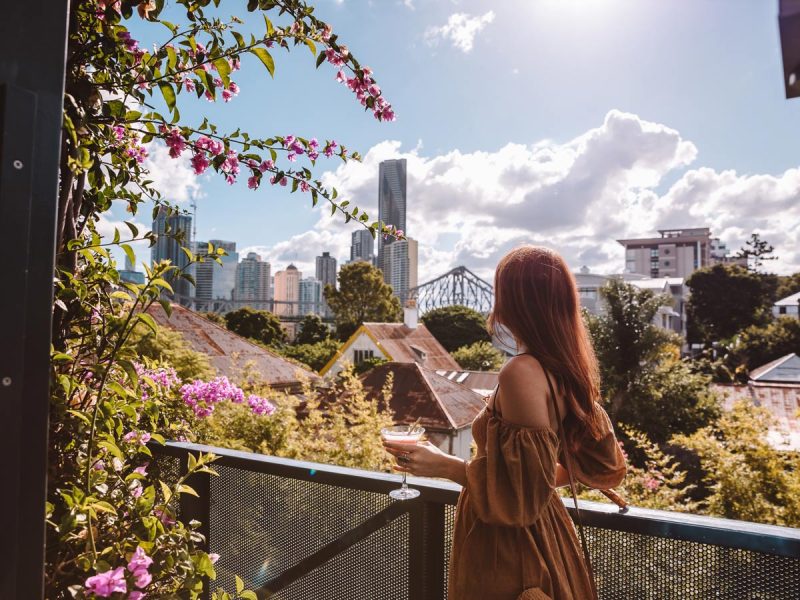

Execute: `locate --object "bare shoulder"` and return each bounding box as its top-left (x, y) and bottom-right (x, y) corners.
top-left (496, 355), bottom-right (551, 429)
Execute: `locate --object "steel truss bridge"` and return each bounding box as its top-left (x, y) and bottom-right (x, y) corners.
top-left (408, 266), bottom-right (494, 315)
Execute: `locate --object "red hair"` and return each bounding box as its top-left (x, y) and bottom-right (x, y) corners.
top-left (488, 245), bottom-right (602, 450)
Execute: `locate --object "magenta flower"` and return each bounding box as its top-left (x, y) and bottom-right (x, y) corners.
top-left (184, 78), bottom-right (196, 92)
top-left (299, 181), bottom-right (310, 193)
top-left (321, 24), bottom-right (333, 42)
top-left (133, 464), bottom-right (148, 476)
top-left (248, 176), bottom-right (260, 190)
top-left (129, 593), bottom-right (146, 600)
top-left (85, 566), bottom-right (127, 597)
top-left (209, 552), bottom-right (221, 564)
top-left (259, 159), bottom-right (274, 172)
top-left (286, 153), bottom-right (297, 162)
top-left (248, 394), bottom-right (276, 416)
top-left (335, 70), bottom-right (346, 84)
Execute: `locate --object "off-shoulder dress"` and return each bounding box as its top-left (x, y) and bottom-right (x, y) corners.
top-left (448, 382), bottom-right (626, 600)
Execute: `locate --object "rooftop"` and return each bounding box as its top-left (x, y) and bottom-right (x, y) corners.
top-left (361, 322), bottom-right (461, 372)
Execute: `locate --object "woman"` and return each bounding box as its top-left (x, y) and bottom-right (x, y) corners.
top-left (383, 245), bottom-right (627, 600)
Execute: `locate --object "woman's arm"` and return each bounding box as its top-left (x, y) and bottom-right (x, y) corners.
top-left (382, 440), bottom-right (468, 485)
top-left (555, 463), bottom-right (569, 488)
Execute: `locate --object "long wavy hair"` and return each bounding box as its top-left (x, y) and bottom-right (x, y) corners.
top-left (488, 245), bottom-right (603, 450)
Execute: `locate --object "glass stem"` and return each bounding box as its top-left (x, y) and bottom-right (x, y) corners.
top-left (401, 471), bottom-right (408, 489)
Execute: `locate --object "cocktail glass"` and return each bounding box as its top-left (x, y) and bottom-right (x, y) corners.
top-left (381, 425), bottom-right (425, 500)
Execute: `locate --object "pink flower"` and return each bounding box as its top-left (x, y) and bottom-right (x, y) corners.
top-left (286, 153), bottom-right (297, 162)
top-left (133, 465), bottom-right (148, 476)
top-left (93, 460), bottom-right (106, 471)
top-left (643, 476), bottom-right (661, 491)
top-left (299, 181), bottom-right (310, 193)
top-left (213, 77), bottom-right (223, 88)
top-left (183, 78), bottom-right (196, 92)
top-left (280, 177), bottom-right (288, 187)
top-left (128, 547), bottom-right (153, 573)
top-left (325, 49), bottom-right (344, 67)
top-left (248, 394), bottom-right (276, 416)
top-left (209, 553), bottom-right (221, 564)
top-left (230, 57), bottom-right (241, 71)
top-left (395, 229), bottom-right (404, 238)
top-left (248, 176), bottom-right (259, 190)
top-left (129, 593), bottom-right (146, 600)
top-left (131, 482), bottom-right (143, 498)
top-left (335, 70), bottom-right (346, 84)
top-left (284, 135), bottom-right (295, 146)
top-left (191, 152), bottom-right (210, 175)
top-left (112, 125), bottom-right (126, 141)
top-left (204, 90), bottom-right (215, 102)
top-left (321, 24), bottom-right (333, 42)
top-left (85, 566), bottom-right (127, 597)
top-left (379, 106), bottom-right (396, 122)
top-left (259, 159), bottom-right (274, 172)
top-left (221, 89), bottom-right (233, 102)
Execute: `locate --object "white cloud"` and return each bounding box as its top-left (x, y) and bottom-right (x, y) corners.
top-left (402, 0), bottom-right (415, 9)
top-left (425, 11), bottom-right (495, 53)
top-left (260, 110), bottom-right (800, 283)
top-left (142, 142), bottom-right (203, 204)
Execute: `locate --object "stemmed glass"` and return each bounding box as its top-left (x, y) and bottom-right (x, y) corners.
top-left (381, 425), bottom-right (425, 500)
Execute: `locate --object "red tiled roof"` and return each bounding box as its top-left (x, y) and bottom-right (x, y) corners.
top-left (435, 370), bottom-right (499, 395)
top-left (362, 323), bottom-right (460, 371)
top-left (359, 362), bottom-right (485, 431)
top-left (146, 304), bottom-right (319, 391)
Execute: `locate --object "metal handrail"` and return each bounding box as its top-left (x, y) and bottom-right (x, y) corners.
top-left (155, 441), bottom-right (800, 559)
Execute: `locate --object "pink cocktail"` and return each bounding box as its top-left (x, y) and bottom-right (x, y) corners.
top-left (381, 425), bottom-right (425, 500)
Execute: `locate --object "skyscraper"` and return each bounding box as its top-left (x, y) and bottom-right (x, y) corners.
top-left (273, 264), bottom-right (302, 316)
top-left (195, 240), bottom-right (238, 301)
top-left (234, 252), bottom-right (271, 307)
top-left (315, 252), bottom-right (337, 289)
top-left (382, 237), bottom-right (418, 305)
top-left (151, 207), bottom-right (194, 300)
top-left (350, 229), bottom-right (375, 264)
top-left (299, 277), bottom-right (322, 315)
top-left (377, 158), bottom-right (407, 271)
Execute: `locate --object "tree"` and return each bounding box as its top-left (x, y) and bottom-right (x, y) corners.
top-left (46, 0), bottom-right (402, 595)
top-left (452, 341), bottom-right (505, 371)
top-left (279, 338), bottom-right (340, 372)
top-left (295, 314), bottom-right (330, 345)
top-left (735, 233), bottom-right (778, 271)
top-left (202, 311), bottom-right (227, 327)
top-left (224, 307), bottom-right (286, 347)
top-left (686, 264), bottom-right (776, 344)
top-left (672, 401), bottom-right (800, 527)
top-left (776, 272), bottom-right (800, 300)
top-left (421, 305), bottom-right (491, 352)
top-left (586, 279), bottom-right (720, 444)
top-left (721, 317), bottom-right (800, 377)
top-left (324, 261), bottom-right (402, 340)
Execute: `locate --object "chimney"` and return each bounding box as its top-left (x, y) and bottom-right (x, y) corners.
top-left (403, 299), bottom-right (418, 329)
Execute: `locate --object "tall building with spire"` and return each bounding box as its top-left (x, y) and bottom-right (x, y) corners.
top-left (151, 207), bottom-right (194, 300)
top-left (377, 158), bottom-right (407, 271)
top-left (316, 252), bottom-right (337, 289)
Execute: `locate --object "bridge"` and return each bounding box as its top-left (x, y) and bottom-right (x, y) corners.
top-left (408, 266), bottom-right (494, 315)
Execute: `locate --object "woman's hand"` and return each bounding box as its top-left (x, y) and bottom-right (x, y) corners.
top-left (382, 440), bottom-right (466, 484)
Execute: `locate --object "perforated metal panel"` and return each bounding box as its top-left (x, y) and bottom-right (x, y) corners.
top-left (209, 465), bottom-right (407, 599)
top-left (152, 445), bottom-right (800, 600)
top-left (588, 526), bottom-right (800, 600)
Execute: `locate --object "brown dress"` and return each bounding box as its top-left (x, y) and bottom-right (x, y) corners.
top-left (448, 398), bottom-right (626, 600)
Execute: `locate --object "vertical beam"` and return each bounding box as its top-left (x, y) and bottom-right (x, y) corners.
top-left (409, 501), bottom-right (446, 600)
top-left (0, 1), bottom-right (70, 598)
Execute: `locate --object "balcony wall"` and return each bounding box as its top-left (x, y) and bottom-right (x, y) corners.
top-left (154, 442), bottom-right (800, 600)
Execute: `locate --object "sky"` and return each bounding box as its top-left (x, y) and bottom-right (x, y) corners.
top-left (116, 0), bottom-right (800, 284)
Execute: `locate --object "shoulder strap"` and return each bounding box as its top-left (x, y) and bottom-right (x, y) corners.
top-left (544, 370), bottom-right (598, 598)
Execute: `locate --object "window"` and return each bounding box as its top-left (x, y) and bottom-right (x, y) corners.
top-left (779, 306), bottom-right (787, 315)
top-left (353, 349), bottom-right (374, 365)
top-left (578, 288), bottom-right (598, 300)
top-left (650, 248), bottom-right (659, 258)
top-left (664, 260), bottom-right (671, 267)
top-left (664, 249), bottom-right (671, 255)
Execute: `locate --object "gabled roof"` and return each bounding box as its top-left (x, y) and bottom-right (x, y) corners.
top-left (435, 370), bottom-right (499, 396)
top-left (320, 322), bottom-right (460, 375)
top-left (750, 353), bottom-right (800, 384)
top-left (359, 362), bottom-right (485, 431)
top-left (775, 291), bottom-right (800, 307)
top-left (146, 304), bottom-right (319, 391)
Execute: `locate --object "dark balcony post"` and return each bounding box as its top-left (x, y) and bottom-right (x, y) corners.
top-left (179, 455), bottom-right (212, 600)
top-left (0, 1), bottom-right (70, 598)
top-left (409, 501), bottom-right (446, 600)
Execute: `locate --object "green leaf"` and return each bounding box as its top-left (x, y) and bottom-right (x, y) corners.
top-left (151, 278), bottom-right (174, 293)
top-left (240, 591), bottom-right (258, 600)
top-left (315, 51), bottom-right (326, 69)
top-left (121, 243), bottom-right (136, 269)
top-left (251, 48), bottom-right (275, 77)
top-left (213, 58), bottom-right (231, 87)
top-left (305, 38), bottom-right (317, 55)
top-left (236, 575), bottom-right (245, 595)
top-left (166, 45), bottom-right (178, 70)
top-left (158, 298), bottom-right (173, 318)
top-left (90, 501), bottom-right (117, 515)
top-left (159, 481), bottom-right (173, 503)
top-left (158, 82), bottom-right (177, 113)
top-left (232, 30), bottom-right (245, 48)
top-left (137, 312), bottom-right (158, 334)
top-left (264, 14), bottom-right (275, 36)
top-left (178, 484), bottom-right (199, 497)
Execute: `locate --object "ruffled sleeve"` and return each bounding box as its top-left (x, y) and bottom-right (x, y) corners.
top-left (465, 417), bottom-right (558, 526)
top-left (568, 404), bottom-right (627, 490)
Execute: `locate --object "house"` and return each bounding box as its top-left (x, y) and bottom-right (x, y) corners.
top-left (320, 307), bottom-right (460, 376)
top-left (146, 303), bottom-right (319, 392)
top-left (712, 353), bottom-right (800, 451)
top-left (358, 362), bottom-right (486, 460)
top-left (773, 291), bottom-right (800, 318)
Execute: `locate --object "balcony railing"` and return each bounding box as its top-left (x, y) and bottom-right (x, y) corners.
top-left (153, 442), bottom-right (800, 600)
